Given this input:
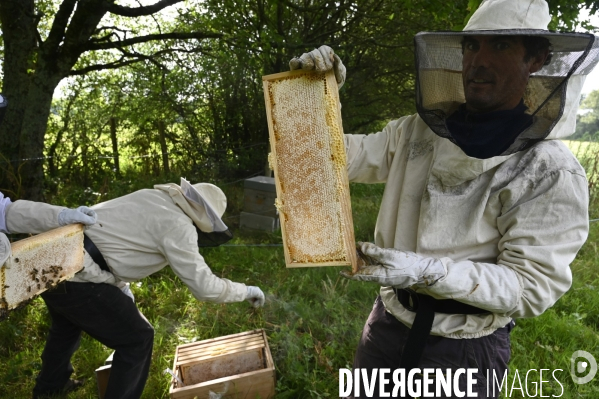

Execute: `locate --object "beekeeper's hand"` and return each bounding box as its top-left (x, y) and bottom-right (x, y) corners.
top-left (289, 45), bottom-right (346, 89)
top-left (340, 242), bottom-right (447, 288)
top-left (245, 286), bottom-right (265, 308)
top-left (58, 206), bottom-right (97, 226)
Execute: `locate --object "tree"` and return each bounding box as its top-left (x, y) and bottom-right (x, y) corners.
top-left (574, 90), bottom-right (599, 140)
top-left (1, 0), bottom-right (596, 200)
top-left (0, 0), bottom-right (220, 200)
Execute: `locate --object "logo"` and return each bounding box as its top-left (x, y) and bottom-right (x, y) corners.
top-left (570, 350), bottom-right (597, 384)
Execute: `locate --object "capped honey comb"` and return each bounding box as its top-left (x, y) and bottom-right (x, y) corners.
top-left (0, 224), bottom-right (84, 319)
top-left (263, 70), bottom-right (357, 271)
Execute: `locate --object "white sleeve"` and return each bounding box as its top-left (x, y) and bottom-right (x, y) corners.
top-left (424, 169), bottom-right (588, 318)
top-left (0, 193), bottom-right (12, 233)
top-left (160, 225), bottom-right (247, 303)
top-left (5, 200), bottom-right (65, 234)
top-left (344, 117), bottom-right (405, 184)
top-left (69, 251), bottom-right (123, 286)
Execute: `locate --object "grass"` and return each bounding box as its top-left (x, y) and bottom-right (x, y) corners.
top-left (563, 140), bottom-right (599, 219)
top-left (1, 165), bottom-right (599, 398)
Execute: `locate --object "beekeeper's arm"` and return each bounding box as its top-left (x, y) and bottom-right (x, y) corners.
top-left (344, 117), bottom-right (410, 183)
top-left (3, 197), bottom-right (119, 285)
top-left (161, 225), bottom-right (263, 306)
top-left (5, 200), bottom-right (96, 234)
top-left (344, 169), bottom-right (588, 318)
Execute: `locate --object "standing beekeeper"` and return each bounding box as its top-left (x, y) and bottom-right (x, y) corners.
top-left (290, 0), bottom-right (599, 397)
top-left (4, 178), bottom-right (265, 399)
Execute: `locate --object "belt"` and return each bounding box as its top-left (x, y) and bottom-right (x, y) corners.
top-left (83, 234), bottom-right (110, 272)
top-left (394, 288), bottom-right (489, 375)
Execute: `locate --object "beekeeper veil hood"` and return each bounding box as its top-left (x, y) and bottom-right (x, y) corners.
top-left (154, 179), bottom-right (233, 247)
top-left (414, 0), bottom-right (599, 158)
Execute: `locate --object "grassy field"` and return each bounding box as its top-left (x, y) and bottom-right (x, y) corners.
top-left (1, 158), bottom-right (599, 398)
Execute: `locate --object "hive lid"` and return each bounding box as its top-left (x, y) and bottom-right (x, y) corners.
top-left (244, 176), bottom-right (277, 193)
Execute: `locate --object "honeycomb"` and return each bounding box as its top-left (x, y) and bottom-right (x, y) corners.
top-left (0, 224), bottom-right (84, 319)
top-left (263, 70), bottom-right (356, 269)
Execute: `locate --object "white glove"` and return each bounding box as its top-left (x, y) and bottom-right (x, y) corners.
top-left (58, 206), bottom-right (97, 226)
top-left (245, 286), bottom-right (265, 308)
top-left (121, 283), bottom-right (135, 302)
top-left (289, 45), bottom-right (346, 89)
top-left (341, 242), bottom-right (447, 288)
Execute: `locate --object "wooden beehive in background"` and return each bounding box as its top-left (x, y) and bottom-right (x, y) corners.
top-left (0, 224), bottom-right (84, 319)
top-left (169, 329), bottom-right (275, 399)
top-left (263, 69), bottom-right (357, 271)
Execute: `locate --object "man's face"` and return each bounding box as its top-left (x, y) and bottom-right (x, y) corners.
top-left (462, 35), bottom-right (545, 113)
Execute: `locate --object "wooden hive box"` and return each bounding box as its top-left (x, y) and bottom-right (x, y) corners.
top-left (1, 224), bottom-right (85, 319)
top-left (169, 329), bottom-right (275, 399)
top-left (262, 69), bottom-right (358, 272)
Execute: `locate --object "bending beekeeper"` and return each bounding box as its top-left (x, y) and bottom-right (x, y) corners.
top-left (4, 178), bottom-right (264, 399)
top-left (290, 0), bottom-right (599, 397)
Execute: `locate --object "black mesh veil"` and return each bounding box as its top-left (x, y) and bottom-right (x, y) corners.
top-left (414, 30), bottom-right (599, 157)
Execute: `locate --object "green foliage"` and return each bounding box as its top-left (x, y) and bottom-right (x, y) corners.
top-left (38, 0), bottom-right (476, 195)
top-left (3, 178), bottom-right (599, 398)
top-left (0, 181), bottom-right (382, 398)
top-left (2, 0), bottom-right (592, 198)
top-left (573, 90), bottom-right (599, 141)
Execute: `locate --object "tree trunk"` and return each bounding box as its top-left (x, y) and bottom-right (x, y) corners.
top-left (0, 0), bottom-right (110, 200)
top-left (157, 120), bottom-right (170, 175)
top-left (110, 117), bottom-right (120, 176)
top-left (18, 74), bottom-right (61, 200)
top-left (0, 0), bottom-right (37, 198)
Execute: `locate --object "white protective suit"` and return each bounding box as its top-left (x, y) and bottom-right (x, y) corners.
top-left (345, 73), bottom-right (589, 339)
top-left (5, 188), bottom-right (247, 304)
top-left (0, 193), bottom-right (11, 266)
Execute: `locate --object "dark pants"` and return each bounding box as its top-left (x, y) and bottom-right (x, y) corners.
top-left (349, 296), bottom-right (512, 399)
top-left (33, 282), bottom-right (154, 399)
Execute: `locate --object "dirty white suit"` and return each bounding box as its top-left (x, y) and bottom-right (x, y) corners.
top-left (6, 189), bottom-right (248, 303)
top-left (342, 45), bottom-right (590, 399)
top-left (344, 77), bottom-right (588, 339)
top-left (6, 187), bottom-right (249, 399)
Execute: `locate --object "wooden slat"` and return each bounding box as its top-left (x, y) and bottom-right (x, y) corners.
top-left (170, 368), bottom-right (275, 399)
top-left (176, 342), bottom-right (265, 365)
top-left (261, 330), bottom-right (275, 369)
top-left (175, 330), bottom-right (262, 350)
top-left (262, 69), bottom-right (357, 272)
top-left (176, 336), bottom-right (264, 356)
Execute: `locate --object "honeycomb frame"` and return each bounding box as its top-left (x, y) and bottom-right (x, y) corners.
top-left (262, 69), bottom-right (357, 271)
top-left (1, 224), bottom-right (84, 319)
